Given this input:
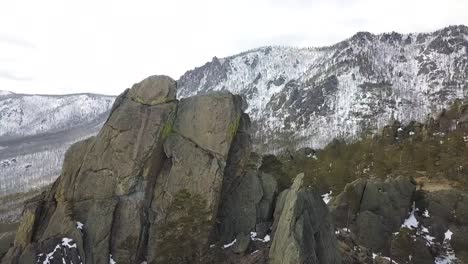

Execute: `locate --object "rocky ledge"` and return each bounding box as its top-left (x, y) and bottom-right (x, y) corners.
top-left (0, 76), bottom-right (341, 264)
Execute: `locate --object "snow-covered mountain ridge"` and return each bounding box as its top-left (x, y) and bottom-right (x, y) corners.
top-left (0, 91), bottom-right (12, 97)
top-left (0, 92), bottom-right (115, 196)
top-left (178, 25), bottom-right (468, 151)
top-left (0, 91), bottom-right (115, 137)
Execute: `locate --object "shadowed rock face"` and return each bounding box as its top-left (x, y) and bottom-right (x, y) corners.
top-left (329, 176), bottom-right (415, 254)
top-left (269, 173), bottom-right (341, 264)
top-left (217, 170), bottom-right (278, 244)
top-left (416, 190), bottom-right (468, 263)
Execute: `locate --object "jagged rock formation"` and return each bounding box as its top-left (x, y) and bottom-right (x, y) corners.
top-left (413, 189), bottom-right (468, 263)
top-left (148, 89), bottom-right (245, 263)
top-left (217, 170), bottom-right (278, 244)
top-left (178, 25), bottom-right (468, 152)
top-left (0, 76), bottom-right (240, 264)
top-left (329, 176), bottom-right (415, 254)
top-left (269, 173), bottom-right (341, 264)
top-left (0, 76), bottom-right (342, 264)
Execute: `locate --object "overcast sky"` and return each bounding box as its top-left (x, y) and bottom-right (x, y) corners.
top-left (1, 0), bottom-right (467, 95)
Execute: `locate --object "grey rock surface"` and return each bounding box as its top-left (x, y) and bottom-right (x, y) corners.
top-left (329, 176), bottom-right (415, 253)
top-left (269, 173), bottom-right (341, 264)
top-left (0, 75), bottom-right (250, 264)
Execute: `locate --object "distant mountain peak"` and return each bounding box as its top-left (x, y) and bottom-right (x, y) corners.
top-left (178, 25), bottom-right (468, 152)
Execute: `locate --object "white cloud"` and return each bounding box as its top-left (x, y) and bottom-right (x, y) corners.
top-left (0, 0), bottom-right (467, 95)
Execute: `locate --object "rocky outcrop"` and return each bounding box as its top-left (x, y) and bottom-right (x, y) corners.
top-left (389, 228), bottom-right (433, 264)
top-left (417, 189), bottom-right (468, 262)
top-left (328, 167), bottom-right (468, 262)
top-left (217, 171), bottom-right (278, 244)
top-left (269, 173), bottom-right (341, 264)
top-left (329, 176), bottom-right (415, 254)
top-left (148, 91), bottom-right (244, 263)
top-left (1, 74), bottom-right (346, 264)
top-left (215, 108), bottom-right (280, 247)
top-left (0, 76), bottom-right (249, 264)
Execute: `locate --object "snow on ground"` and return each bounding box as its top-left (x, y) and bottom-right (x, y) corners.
top-left (435, 252), bottom-right (458, 264)
top-left (444, 229), bottom-right (453, 241)
top-left (223, 239), bottom-right (237, 249)
top-left (109, 254), bottom-right (117, 264)
top-left (335, 228), bottom-right (350, 235)
top-left (418, 226), bottom-right (436, 246)
top-left (423, 209), bottom-right (430, 218)
top-left (250, 232), bottom-right (270, 242)
top-left (372, 253), bottom-right (399, 263)
top-left (222, 231), bottom-right (271, 250)
top-left (39, 238), bottom-right (80, 264)
top-left (401, 203), bottom-right (418, 229)
top-left (321, 191), bottom-right (333, 204)
top-left (412, 226), bottom-right (435, 246)
top-left (76, 221), bottom-right (84, 230)
top-left (61, 238), bottom-right (77, 248)
top-left (434, 229), bottom-right (457, 263)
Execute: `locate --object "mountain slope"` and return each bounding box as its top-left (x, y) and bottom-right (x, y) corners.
top-left (0, 91), bottom-right (114, 137)
top-left (178, 25), bottom-right (468, 152)
top-left (0, 91), bottom-right (115, 197)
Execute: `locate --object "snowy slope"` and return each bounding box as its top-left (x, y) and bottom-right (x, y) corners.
top-left (0, 92), bottom-right (115, 196)
top-left (0, 92), bottom-right (115, 137)
top-left (0, 91), bottom-right (12, 97)
top-left (178, 25), bottom-right (468, 152)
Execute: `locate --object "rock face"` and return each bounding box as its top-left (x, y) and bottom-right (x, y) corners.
top-left (148, 91), bottom-right (245, 263)
top-left (1, 75), bottom-right (344, 264)
top-left (217, 170), bottom-right (278, 244)
top-left (0, 76), bottom-right (249, 264)
top-left (0, 231), bottom-right (15, 259)
top-left (417, 189), bottom-right (468, 263)
top-left (335, 230), bottom-right (373, 264)
top-left (178, 25), bottom-right (468, 152)
top-left (329, 176), bottom-right (415, 254)
top-left (269, 173), bottom-right (341, 264)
